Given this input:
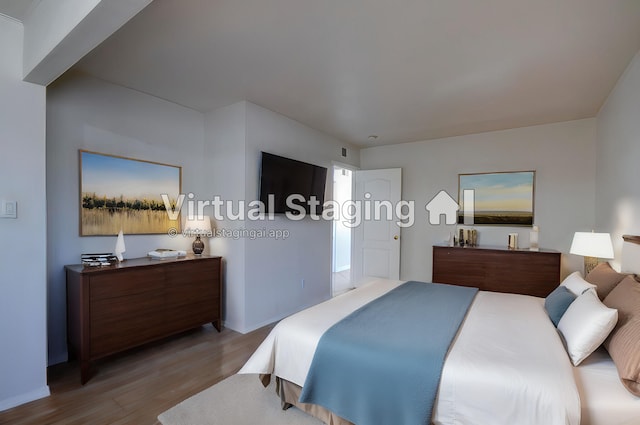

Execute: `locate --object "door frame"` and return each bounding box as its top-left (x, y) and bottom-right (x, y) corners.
top-left (329, 161), bottom-right (359, 296)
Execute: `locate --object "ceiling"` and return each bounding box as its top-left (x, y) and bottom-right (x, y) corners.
top-left (0, 0), bottom-right (37, 21)
top-left (6, 1), bottom-right (640, 146)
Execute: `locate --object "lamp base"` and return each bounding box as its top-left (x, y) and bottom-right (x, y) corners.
top-left (192, 236), bottom-right (205, 255)
top-left (584, 256), bottom-right (598, 275)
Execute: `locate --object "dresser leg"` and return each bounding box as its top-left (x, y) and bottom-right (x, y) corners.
top-left (80, 361), bottom-right (92, 385)
top-left (212, 319), bottom-right (222, 332)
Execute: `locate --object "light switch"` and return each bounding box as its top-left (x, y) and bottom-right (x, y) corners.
top-left (1, 200), bottom-right (17, 219)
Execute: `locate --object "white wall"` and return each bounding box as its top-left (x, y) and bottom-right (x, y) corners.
top-left (204, 101), bottom-right (360, 333)
top-left (46, 72), bottom-right (207, 364)
top-left (47, 82), bottom-right (357, 357)
top-left (0, 17), bottom-right (49, 411)
top-left (243, 102), bottom-right (359, 330)
top-left (360, 119), bottom-right (597, 282)
top-left (204, 102), bottom-right (248, 332)
top-left (595, 50), bottom-right (640, 268)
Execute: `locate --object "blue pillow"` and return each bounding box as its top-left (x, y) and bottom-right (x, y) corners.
top-left (545, 286), bottom-right (577, 327)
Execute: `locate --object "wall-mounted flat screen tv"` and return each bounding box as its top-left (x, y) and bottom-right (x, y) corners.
top-left (259, 152), bottom-right (327, 215)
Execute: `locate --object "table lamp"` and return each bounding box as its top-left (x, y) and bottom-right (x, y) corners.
top-left (183, 216), bottom-right (212, 255)
top-left (570, 231), bottom-right (614, 275)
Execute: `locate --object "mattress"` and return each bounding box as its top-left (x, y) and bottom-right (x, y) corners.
top-left (575, 347), bottom-right (640, 425)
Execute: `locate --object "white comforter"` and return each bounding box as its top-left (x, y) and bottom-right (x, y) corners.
top-left (239, 279), bottom-right (581, 425)
top-left (433, 290), bottom-right (580, 425)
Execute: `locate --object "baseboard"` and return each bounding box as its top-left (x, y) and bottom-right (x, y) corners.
top-left (0, 385), bottom-right (50, 412)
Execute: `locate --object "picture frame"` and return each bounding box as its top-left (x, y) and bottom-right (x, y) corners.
top-left (79, 150), bottom-right (182, 236)
top-left (458, 171), bottom-right (535, 226)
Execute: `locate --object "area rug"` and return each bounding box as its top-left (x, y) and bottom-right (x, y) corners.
top-left (158, 374), bottom-right (323, 425)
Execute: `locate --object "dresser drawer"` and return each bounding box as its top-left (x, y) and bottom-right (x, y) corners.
top-left (90, 268), bottom-right (165, 301)
top-left (91, 291), bottom-right (166, 357)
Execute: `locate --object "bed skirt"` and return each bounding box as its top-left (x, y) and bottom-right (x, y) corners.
top-left (260, 374), bottom-right (353, 425)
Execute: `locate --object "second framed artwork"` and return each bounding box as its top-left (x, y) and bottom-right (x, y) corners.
top-left (79, 150), bottom-right (182, 236)
top-left (458, 171), bottom-right (535, 226)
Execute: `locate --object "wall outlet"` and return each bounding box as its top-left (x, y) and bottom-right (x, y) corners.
top-left (301, 279), bottom-right (305, 288)
top-left (0, 200), bottom-right (17, 219)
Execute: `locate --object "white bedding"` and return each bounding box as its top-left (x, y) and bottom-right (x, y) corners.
top-left (240, 278), bottom-right (405, 386)
top-left (239, 278), bottom-right (638, 425)
top-left (575, 347), bottom-right (640, 425)
top-left (432, 291), bottom-right (579, 425)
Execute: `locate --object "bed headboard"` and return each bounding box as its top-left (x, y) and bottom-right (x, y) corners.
top-left (621, 235), bottom-right (640, 274)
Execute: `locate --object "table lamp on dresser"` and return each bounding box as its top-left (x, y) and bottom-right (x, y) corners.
top-left (183, 215), bottom-right (213, 255)
top-left (570, 231), bottom-right (614, 275)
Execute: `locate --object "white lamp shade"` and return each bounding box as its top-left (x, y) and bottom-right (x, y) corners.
top-left (570, 232), bottom-right (614, 259)
top-left (183, 216), bottom-right (212, 236)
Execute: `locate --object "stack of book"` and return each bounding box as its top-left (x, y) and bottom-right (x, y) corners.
top-left (148, 249), bottom-right (187, 259)
top-left (81, 253), bottom-right (118, 266)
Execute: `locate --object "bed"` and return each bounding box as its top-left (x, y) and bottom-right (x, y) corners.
top-left (240, 238), bottom-right (640, 425)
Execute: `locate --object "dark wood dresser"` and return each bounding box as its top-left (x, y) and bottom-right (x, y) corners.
top-left (65, 255), bottom-right (221, 384)
top-left (432, 245), bottom-right (561, 297)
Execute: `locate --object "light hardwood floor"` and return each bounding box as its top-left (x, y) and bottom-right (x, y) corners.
top-left (0, 324), bottom-right (274, 425)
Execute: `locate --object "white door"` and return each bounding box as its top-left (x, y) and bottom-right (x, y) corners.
top-left (352, 168), bottom-right (402, 285)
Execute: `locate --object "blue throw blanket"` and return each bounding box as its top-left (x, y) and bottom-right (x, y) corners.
top-left (299, 281), bottom-right (478, 425)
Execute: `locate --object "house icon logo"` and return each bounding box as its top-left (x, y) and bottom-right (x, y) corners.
top-left (425, 190), bottom-right (459, 225)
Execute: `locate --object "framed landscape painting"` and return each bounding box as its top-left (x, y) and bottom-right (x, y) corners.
top-left (458, 171), bottom-right (535, 226)
top-left (79, 150), bottom-right (182, 236)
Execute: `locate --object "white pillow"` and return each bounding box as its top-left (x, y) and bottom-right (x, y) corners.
top-left (561, 271), bottom-right (597, 297)
top-left (557, 290), bottom-right (618, 366)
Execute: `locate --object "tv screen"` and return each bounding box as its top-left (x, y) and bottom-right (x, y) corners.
top-left (259, 152), bottom-right (327, 215)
